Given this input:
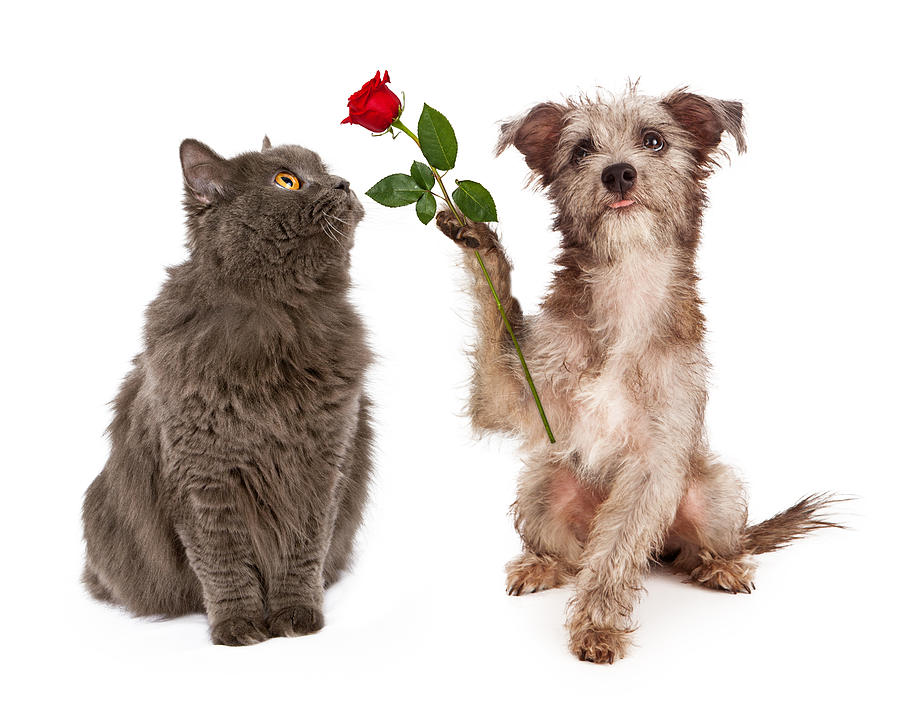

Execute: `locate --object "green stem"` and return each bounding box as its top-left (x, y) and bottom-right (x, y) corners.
top-left (390, 118), bottom-right (556, 443)
top-left (393, 119), bottom-right (465, 227)
top-left (471, 249), bottom-right (555, 443)
top-left (391, 118), bottom-right (419, 146)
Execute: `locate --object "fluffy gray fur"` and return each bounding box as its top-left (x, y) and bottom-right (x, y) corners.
top-left (82, 137), bottom-right (373, 645)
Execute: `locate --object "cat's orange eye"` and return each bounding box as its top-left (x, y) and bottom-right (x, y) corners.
top-left (274, 172), bottom-right (302, 190)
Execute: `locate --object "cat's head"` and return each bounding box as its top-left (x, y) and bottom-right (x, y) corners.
top-left (180, 137), bottom-right (363, 289)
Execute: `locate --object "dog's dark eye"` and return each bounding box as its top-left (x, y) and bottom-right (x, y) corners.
top-left (572, 141), bottom-right (593, 164)
top-left (642, 131), bottom-right (665, 152)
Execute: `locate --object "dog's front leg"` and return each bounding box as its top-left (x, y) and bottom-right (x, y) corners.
top-left (567, 453), bottom-right (688, 663)
top-left (436, 210), bottom-right (529, 433)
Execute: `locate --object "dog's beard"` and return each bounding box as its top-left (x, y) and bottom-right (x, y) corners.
top-left (591, 203), bottom-right (665, 260)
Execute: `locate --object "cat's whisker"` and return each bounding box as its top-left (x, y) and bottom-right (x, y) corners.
top-left (322, 217), bottom-right (351, 242)
top-left (322, 220), bottom-right (345, 249)
top-left (329, 224), bottom-right (351, 241)
top-left (323, 212), bottom-right (350, 226)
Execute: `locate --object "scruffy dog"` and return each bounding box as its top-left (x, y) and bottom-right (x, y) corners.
top-left (436, 87), bottom-right (839, 663)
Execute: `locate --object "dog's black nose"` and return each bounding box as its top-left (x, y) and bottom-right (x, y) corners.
top-left (334, 179), bottom-right (350, 192)
top-left (601, 163), bottom-right (636, 195)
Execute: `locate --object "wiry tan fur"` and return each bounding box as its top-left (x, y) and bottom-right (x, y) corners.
top-left (437, 87), bottom-right (842, 663)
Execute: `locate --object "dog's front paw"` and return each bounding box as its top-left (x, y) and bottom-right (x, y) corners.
top-left (268, 604), bottom-right (325, 638)
top-left (210, 616), bottom-right (270, 646)
top-left (506, 552), bottom-right (569, 595)
top-left (435, 210), bottom-right (496, 250)
top-left (568, 622), bottom-right (632, 664)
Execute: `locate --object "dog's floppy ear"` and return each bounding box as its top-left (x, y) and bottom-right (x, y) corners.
top-left (496, 102), bottom-right (567, 184)
top-left (663, 90), bottom-right (747, 158)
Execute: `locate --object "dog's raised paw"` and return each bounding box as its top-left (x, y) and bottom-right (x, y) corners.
top-left (568, 623), bottom-right (631, 664)
top-left (435, 210), bottom-right (495, 249)
top-left (506, 553), bottom-right (568, 595)
top-left (435, 209), bottom-right (462, 240)
top-left (268, 604), bottom-right (325, 638)
top-left (211, 616), bottom-right (270, 646)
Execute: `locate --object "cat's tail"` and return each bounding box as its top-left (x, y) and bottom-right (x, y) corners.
top-left (742, 493), bottom-right (848, 555)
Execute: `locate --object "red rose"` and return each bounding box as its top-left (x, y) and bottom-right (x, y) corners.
top-left (341, 70), bottom-right (401, 133)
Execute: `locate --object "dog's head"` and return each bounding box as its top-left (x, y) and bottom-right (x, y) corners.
top-left (497, 88), bottom-right (745, 255)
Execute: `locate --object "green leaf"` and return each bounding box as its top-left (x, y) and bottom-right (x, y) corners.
top-left (365, 174), bottom-right (424, 207)
top-left (451, 180), bottom-right (498, 223)
top-left (410, 161), bottom-right (435, 190)
top-left (415, 192), bottom-right (436, 225)
top-left (417, 104), bottom-right (458, 171)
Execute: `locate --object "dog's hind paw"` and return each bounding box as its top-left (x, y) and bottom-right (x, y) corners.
top-left (690, 551), bottom-right (757, 594)
top-left (506, 552), bottom-right (569, 595)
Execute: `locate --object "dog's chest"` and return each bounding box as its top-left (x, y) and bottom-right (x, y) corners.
top-left (560, 248), bottom-right (676, 467)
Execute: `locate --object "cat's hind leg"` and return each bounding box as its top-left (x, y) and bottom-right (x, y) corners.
top-left (82, 564), bottom-right (114, 604)
top-left (323, 394), bottom-right (374, 588)
top-left (83, 368), bottom-right (205, 618)
top-left (83, 464), bottom-right (204, 617)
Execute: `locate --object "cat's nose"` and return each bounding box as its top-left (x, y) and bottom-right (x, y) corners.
top-left (333, 179), bottom-right (350, 193)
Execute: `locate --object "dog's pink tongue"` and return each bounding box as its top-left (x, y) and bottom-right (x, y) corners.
top-left (611, 199), bottom-right (635, 209)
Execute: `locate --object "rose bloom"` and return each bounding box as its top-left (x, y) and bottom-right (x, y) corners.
top-left (341, 70), bottom-right (401, 133)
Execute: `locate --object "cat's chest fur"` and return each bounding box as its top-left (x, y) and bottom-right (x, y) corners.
top-left (216, 299), bottom-right (367, 416)
top-left (147, 279), bottom-right (368, 459)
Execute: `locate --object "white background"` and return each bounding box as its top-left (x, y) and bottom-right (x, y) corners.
top-left (2, 1), bottom-right (897, 716)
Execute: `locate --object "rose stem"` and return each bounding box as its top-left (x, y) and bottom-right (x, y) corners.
top-left (391, 119), bottom-right (556, 444)
top-left (470, 247), bottom-right (556, 444)
top-left (392, 120), bottom-right (465, 226)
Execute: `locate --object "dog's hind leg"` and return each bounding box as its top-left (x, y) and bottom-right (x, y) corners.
top-left (666, 456), bottom-right (844, 593)
top-left (507, 459), bottom-right (600, 595)
top-left (506, 552), bottom-right (572, 595)
top-left (664, 456), bottom-right (757, 593)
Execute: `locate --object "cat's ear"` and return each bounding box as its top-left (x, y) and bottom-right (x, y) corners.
top-left (180, 139), bottom-right (233, 205)
top-left (261, 135), bottom-right (272, 151)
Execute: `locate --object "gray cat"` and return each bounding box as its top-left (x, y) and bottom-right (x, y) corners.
top-left (82, 136), bottom-right (373, 645)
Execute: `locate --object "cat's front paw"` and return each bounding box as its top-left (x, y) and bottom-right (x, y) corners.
top-left (268, 604), bottom-right (325, 638)
top-left (210, 616), bottom-right (270, 646)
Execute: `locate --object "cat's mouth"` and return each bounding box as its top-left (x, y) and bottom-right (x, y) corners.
top-left (310, 193), bottom-right (362, 248)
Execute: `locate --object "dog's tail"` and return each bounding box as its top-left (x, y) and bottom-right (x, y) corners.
top-left (742, 493), bottom-right (847, 555)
